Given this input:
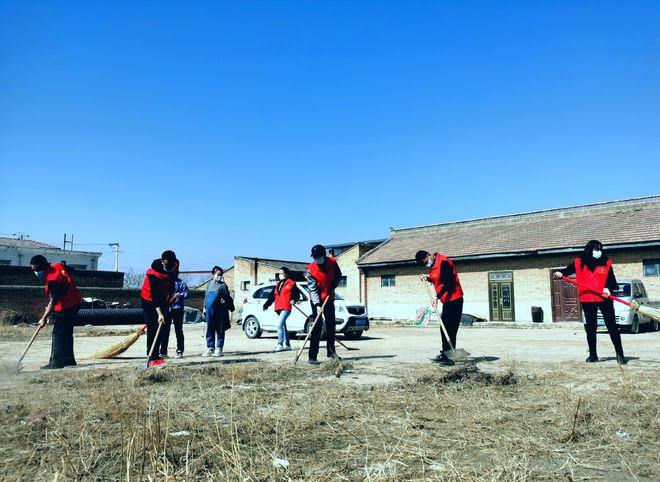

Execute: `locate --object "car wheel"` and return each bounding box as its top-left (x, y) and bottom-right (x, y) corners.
top-left (344, 330), bottom-right (363, 340)
top-left (630, 316), bottom-right (640, 334)
top-left (652, 319), bottom-right (659, 332)
top-left (243, 316), bottom-right (262, 339)
top-left (304, 318), bottom-right (327, 340)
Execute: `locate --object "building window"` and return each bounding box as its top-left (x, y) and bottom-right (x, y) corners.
top-left (643, 259), bottom-right (660, 277)
top-left (241, 281), bottom-right (251, 291)
top-left (0, 259), bottom-right (10, 265)
top-left (338, 276), bottom-right (347, 287)
top-left (381, 275), bottom-right (396, 287)
top-left (68, 264), bottom-right (87, 270)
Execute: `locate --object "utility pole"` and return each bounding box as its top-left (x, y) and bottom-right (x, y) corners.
top-left (63, 233), bottom-right (74, 251)
top-left (109, 243), bottom-right (120, 272)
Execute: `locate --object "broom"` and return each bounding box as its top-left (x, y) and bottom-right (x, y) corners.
top-left (79, 324), bottom-right (147, 360)
top-left (294, 297), bottom-right (330, 365)
top-left (422, 280), bottom-right (470, 361)
top-left (561, 276), bottom-right (660, 323)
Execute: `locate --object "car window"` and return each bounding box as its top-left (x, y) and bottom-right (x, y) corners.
top-left (639, 284), bottom-right (647, 298)
top-left (612, 283), bottom-right (631, 297)
top-left (334, 292), bottom-right (344, 300)
top-left (297, 283), bottom-right (343, 300)
top-left (253, 287), bottom-right (274, 299)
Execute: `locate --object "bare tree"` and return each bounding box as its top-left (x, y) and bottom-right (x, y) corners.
top-left (123, 269), bottom-right (145, 288)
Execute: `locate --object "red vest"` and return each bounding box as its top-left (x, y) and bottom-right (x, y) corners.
top-left (274, 278), bottom-right (296, 311)
top-left (45, 263), bottom-right (82, 312)
top-left (575, 258), bottom-right (612, 302)
top-left (306, 256), bottom-right (338, 302)
top-left (428, 253), bottom-right (464, 303)
top-left (140, 268), bottom-right (171, 303)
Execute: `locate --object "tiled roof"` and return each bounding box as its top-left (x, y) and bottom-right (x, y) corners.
top-left (358, 196), bottom-right (660, 266)
top-left (0, 237), bottom-right (60, 249)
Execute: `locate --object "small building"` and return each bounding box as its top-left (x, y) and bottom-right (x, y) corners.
top-left (325, 240), bottom-right (384, 303)
top-left (232, 256), bottom-right (309, 307)
top-left (357, 196), bottom-right (660, 322)
top-left (0, 237), bottom-right (101, 270)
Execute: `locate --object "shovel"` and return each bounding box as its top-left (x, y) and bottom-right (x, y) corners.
top-left (15, 324), bottom-right (44, 372)
top-left (294, 297), bottom-right (329, 365)
top-left (292, 304), bottom-right (357, 351)
top-left (422, 280), bottom-right (470, 361)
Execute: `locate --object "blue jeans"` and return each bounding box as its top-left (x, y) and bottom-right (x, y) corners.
top-left (205, 304), bottom-right (225, 350)
top-left (277, 310), bottom-right (291, 346)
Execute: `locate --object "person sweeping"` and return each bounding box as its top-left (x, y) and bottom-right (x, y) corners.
top-left (30, 255), bottom-right (82, 369)
top-left (553, 240), bottom-right (627, 364)
top-left (416, 250), bottom-right (464, 366)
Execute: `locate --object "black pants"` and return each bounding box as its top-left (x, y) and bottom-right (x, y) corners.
top-left (50, 304), bottom-right (80, 367)
top-left (440, 297), bottom-right (463, 353)
top-left (582, 300), bottom-right (624, 358)
top-left (171, 308), bottom-right (185, 354)
top-left (309, 300), bottom-right (336, 360)
top-left (142, 299), bottom-right (171, 360)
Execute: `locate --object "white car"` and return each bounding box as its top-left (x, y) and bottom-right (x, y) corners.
top-left (593, 279), bottom-right (658, 333)
top-left (241, 282), bottom-right (370, 340)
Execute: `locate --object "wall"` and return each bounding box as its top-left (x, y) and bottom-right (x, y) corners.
top-left (0, 245), bottom-right (100, 270)
top-left (0, 265), bottom-right (124, 288)
top-left (233, 258), bottom-right (284, 308)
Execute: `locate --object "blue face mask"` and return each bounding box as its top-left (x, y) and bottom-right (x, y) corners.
top-left (34, 270), bottom-right (44, 278)
top-left (215, 275), bottom-right (223, 282)
top-left (313, 256), bottom-right (325, 265)
top-left (426, 259), bottom-right (434, 268)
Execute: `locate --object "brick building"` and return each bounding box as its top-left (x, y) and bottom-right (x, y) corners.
top-left (231, 257), bottom-right (308, 307)
top-left (357, 196), bottom-right (660, 322)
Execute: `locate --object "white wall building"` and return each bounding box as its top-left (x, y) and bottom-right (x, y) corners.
top-left (0, 237), bottom-right (101, 270)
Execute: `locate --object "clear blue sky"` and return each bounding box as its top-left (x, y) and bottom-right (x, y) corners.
top-left (1, 1), bottom-right (659, 273)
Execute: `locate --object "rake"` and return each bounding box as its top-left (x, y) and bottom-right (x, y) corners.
top-left (422, 280), bottom-right (470, 361)
top-left (294, 297), bottom-right (330, 365)
top-left (15, 324), bottom-right (44, 372)
top-left (79, 325), bottom-right (147, 360)
top-left (292, 303), bottom-right (357, 351)
top-left (561, 276), bottom-right (660, 323)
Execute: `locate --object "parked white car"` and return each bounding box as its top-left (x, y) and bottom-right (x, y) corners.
top-left (241, 282), bottom-right (370, 340)
top-left (594, 279), bottom-right (658, 333)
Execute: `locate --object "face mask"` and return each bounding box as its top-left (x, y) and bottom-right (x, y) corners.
top-left (279, 274), bottom-right (287, 280)
top-left (426, 258), bottom-right (434, 268)
top-left (215, 275), bottom-right (223, 282)
top-left (592, 250), bottom-right (602, 259)
top-left (34, 270), bottom-right (44, 278)
top-left (313, 256), bottom-right (325, 265)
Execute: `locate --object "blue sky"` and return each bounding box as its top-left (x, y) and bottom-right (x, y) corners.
top-left (1, 1), bottom-right (659, 273)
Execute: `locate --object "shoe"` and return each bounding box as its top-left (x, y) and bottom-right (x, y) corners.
top-left (202, 348), bottom-right (213, 357)
top-left (328, 353), bottom-right (342, 361)
top-left (175, 351), bottom-right (183, 359)
top-left (159, 353), bottom-right (169, 359)
top-left (213, 348), bottom-right (223, 357)
top-left (64, 359), bottom-right (77, 367)
top-left (40, 363), bottom-right (65, 370)
top-left (308, 359), bottom-right (321, 365)
top-left (431, 353), bottom-right (455, 366)
top-left (616, 354), bottom-right (627, 365)
top-left (586, 355), bottom-right (599, 363)
top-left (273, 344), bottom-right (285, 352)
top-left (283, 345), bottom-right (292, 351)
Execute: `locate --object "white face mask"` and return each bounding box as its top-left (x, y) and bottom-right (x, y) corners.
top-left (592, 250), bottom-right (602, 259)
top-left (279, 273), bottom-right (287, 280)
top-left (215, 275), bottom-right (223, 282)
top-left (313, 256), bottom-right (325, 265)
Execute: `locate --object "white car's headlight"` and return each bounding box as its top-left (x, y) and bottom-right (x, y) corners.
top-left (337, 306), bottom-right (345, 313)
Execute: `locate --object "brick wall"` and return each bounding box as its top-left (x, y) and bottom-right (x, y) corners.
top-left (0, 286), bottom-right (206, 322)
top-left (0, 265), bottom-right (124, 288)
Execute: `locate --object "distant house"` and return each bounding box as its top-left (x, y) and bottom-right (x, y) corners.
top-left (325, 240), bottom-right (384, 303)
top-left (0, 237), bottom-right (101, 270)
top-left (357, 196), bottom-right (660, 322)
top-left (232, 256), bottom-right (309, 307)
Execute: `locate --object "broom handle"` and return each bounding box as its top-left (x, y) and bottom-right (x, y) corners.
top-left (146, 321), bottom-right (164, 367)
top-left (422, 280), bottom-right (456, 352)
top-left (292, 303), bottom-right (350, 351)
top-left (294, 296), bottom-right (330, 364)
top-left (560, 276), bottom-right (634, 308)
top-left (16, 324), bottom-right (43, 368)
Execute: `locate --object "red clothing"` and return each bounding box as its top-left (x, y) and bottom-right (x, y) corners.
top-left (306, 256), bottom-right (339, 303)
top-left (428, 253), bottom-right (464, 303)
top-left (45, 263), bottom-right (82, 312)
top-left (140, 267), bottom-right (171, 304)
top-left (575, 258), bottom-right (612, 302)
top-left (274, 278), bottom-right (296, 311)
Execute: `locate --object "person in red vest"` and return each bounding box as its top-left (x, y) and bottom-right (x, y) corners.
top-left (416, 250), bottom-right (464, 366)
top-left (554, 240), bottom-right (626, 364)
top-left (140, 250), bottom-right (178, 362)
top-left (305, 245), bottom-right (343, 364)
top-left (263, 266), bottom-right (302, 352)
top-left (30, 255), bottom-right (83, 369)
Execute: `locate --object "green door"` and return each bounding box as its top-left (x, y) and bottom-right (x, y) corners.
top-left (489, 272), bottom-right (515, 321)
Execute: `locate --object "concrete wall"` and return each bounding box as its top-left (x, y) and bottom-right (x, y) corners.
top-left (360, 247), bottom-right (660, 322)
top-left (0, 265), bottom-right (124, 288)
top-left (334, 244), bottom-right (374, 303)
top-left (0, 245), bottom-right (100, 270)
top-left (233, 258), bottom-right (289, 308)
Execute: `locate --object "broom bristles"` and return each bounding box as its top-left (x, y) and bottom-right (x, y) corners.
top-left (80, 325), bottom-right (147, 360)
top-left (637, 305), bottom-right (660, 323)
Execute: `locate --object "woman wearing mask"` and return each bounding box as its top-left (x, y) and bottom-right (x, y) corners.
top-left (554, 240), bottom-right (626, 364)
top-left (262, 266), bottom-right (302, 352)
top-left (202, 266), bottom-right (234, 357)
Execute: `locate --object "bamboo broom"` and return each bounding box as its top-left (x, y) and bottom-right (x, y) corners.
top-left (79, 325), bottom-right (147, 360)
top-left (561, 276), bottom-right (660, 323)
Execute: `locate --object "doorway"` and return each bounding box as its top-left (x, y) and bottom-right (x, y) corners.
top-left (550, 271), bottom-right (581, 321)
top-left (488, 272), bottom-right (515, 321)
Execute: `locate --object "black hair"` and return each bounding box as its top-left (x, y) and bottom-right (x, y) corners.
top-left (579, 240), bottom-right (607, 271)
top-left (212, 265), bottom-right (223, 275)
top-left (30, 255), bottom-right (48, 269)
top-left (161, 250), bottom-right (177, 263)
top-left (310, 244), bottom-right (326, 257)
top-left (280, 266), bottom-right (290, 275)
top-left (415, 250), bottom-right (430, 266)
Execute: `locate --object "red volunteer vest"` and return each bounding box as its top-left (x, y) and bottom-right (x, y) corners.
top-left (45, 263), bottom-right (82, 312)
top-left (574, 258), bottom-right (612, 302)
top-left (428, 253), bottom-right (464, 303)
top-left (274, 278), bottom-right (296, 311)
top-left (306, 256), bottom-right (338, 302)
top-left (140, 267), bottom-right (171, 303)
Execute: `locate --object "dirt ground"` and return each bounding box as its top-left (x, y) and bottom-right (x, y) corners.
top-left (1, 323), bottom-right (659, 481)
